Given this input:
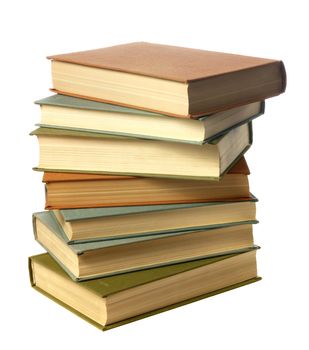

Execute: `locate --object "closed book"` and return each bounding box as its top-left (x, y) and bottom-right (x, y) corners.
top-left (43, 156), bottom-right (251, 209)
top-left (31, 122), bottom-right (252, 180)
top-left (33, 210), bottom-right (257, 281)
top-left (35, 94), bottom-right (264, 145)
top-left (29, 251), bottom-right (260, 330)
top-left (51, 196), bottom-right (258, 242)
top-left (48, 42), bottom-right (285, 117)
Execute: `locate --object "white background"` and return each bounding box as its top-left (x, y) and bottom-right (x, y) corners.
top-left (1, 0), bottom-right (308, 348)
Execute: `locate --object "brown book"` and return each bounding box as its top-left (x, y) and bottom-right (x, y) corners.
top-left (43, 157), bottom-right (250, 209)
top-left (49, 42), bottom-right (286, 117)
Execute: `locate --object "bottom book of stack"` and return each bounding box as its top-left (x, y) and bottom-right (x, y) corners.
top-left (29, 249), bottom-right (260, 330)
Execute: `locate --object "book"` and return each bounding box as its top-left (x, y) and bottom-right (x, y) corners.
top-left (31, 122), bottom-right (252, 180)
top-left (51, 196), bottom-right (257, 242)
top-left (35, 94), bottom-right (264, 145)
top-left (48, 42), bottom-right (286, 117)
top-left (33, 211), bottom-right (257, 280)
top-left (29, 251), bottom-right (260, 330)
top-left (43, 157), bottom-right (251, 209)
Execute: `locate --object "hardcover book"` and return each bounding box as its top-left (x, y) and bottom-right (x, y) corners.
top-left (33, 210), bottom-right (257, 281)
top-left (35, 94), bottom-right (264, 144)
top-left (29, 251), bottom-right (260, 330)
top-left (31, 122), bottom-right (252, 180)
top-left (48, 42), bottom-right (286, 117)
top-left (51, 196), bottom-right (258, 242)
top-left (43, 156), bottom-right (251, 209)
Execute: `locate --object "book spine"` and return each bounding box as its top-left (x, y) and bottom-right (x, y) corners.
top-left (32, 214), bottom-right (39, 240)
top-left (203, 102), bottom-right (264, 144)
top-left (28, 256), bottom-right (36, 287)
top-left (280, 61), bottom-right (287, 92)
top-left (219, 122), bottom-right (253, 179)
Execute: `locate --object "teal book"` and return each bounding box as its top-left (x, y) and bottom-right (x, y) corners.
top-left (35, 94), bottom-right (264, 145)
top-left (29, 250), bottom-right (261, 330)
top-left (31, 122), bottom-right (253, 181)
top-left (51, 196), bottom-right (258, 242)
top-left (33, 211), bottom-right (258, 281)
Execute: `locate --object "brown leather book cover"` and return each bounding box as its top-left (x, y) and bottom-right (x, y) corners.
top-left (43, 157), bottom-right (250, 183)
top-left (48, 42), bottom-right (282, 83)
top-left (49, 42), bottom-right (286, 117)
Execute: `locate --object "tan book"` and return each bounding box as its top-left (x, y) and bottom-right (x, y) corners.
top-left (48, 42), bottom-right (286, 117)
top-left (36, 94), bottom-right (264, 145)
top-left (31, 123), bottom-right (252, 180)
top-left (43, 157), bottom-right (251, 209)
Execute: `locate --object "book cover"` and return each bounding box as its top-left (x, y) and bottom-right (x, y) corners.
top-left (29, 252), bottom-right (261, 330)
top-left (48, 42), bottom-right (282, 83)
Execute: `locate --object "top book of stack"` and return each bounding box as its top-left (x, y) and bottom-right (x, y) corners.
top-left (48, 42), bottom-right (286, 117)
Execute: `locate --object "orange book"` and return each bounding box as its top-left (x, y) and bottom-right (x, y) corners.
top-left (43, 157), bottom-right (251, 209)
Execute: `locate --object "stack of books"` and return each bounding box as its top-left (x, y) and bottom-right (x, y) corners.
top-left (29, 42), bottom-right (286, 330)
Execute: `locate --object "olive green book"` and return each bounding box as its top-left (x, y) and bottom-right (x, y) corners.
top-left (33, 211), bottom-right (258, 281)
top-left (29, 251), bottom-right (261, 330)
top-left (31, 122), bottom-right (252, 180)
top-left (35, 94), bottom-right (263, 145)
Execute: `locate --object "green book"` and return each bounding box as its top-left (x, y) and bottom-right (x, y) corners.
top-left (58, 197), bottom-right (258, 221)
top-left (51, 196), bottom-right (258, 242)
top-left (31, 122), bottom-right (253, 180)
top-left (33, 211), bottom-right (258, 281)
top-left (35, 94), bottom-right (264, 145)
top-left (29, 250), bottom-right (261, 330)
